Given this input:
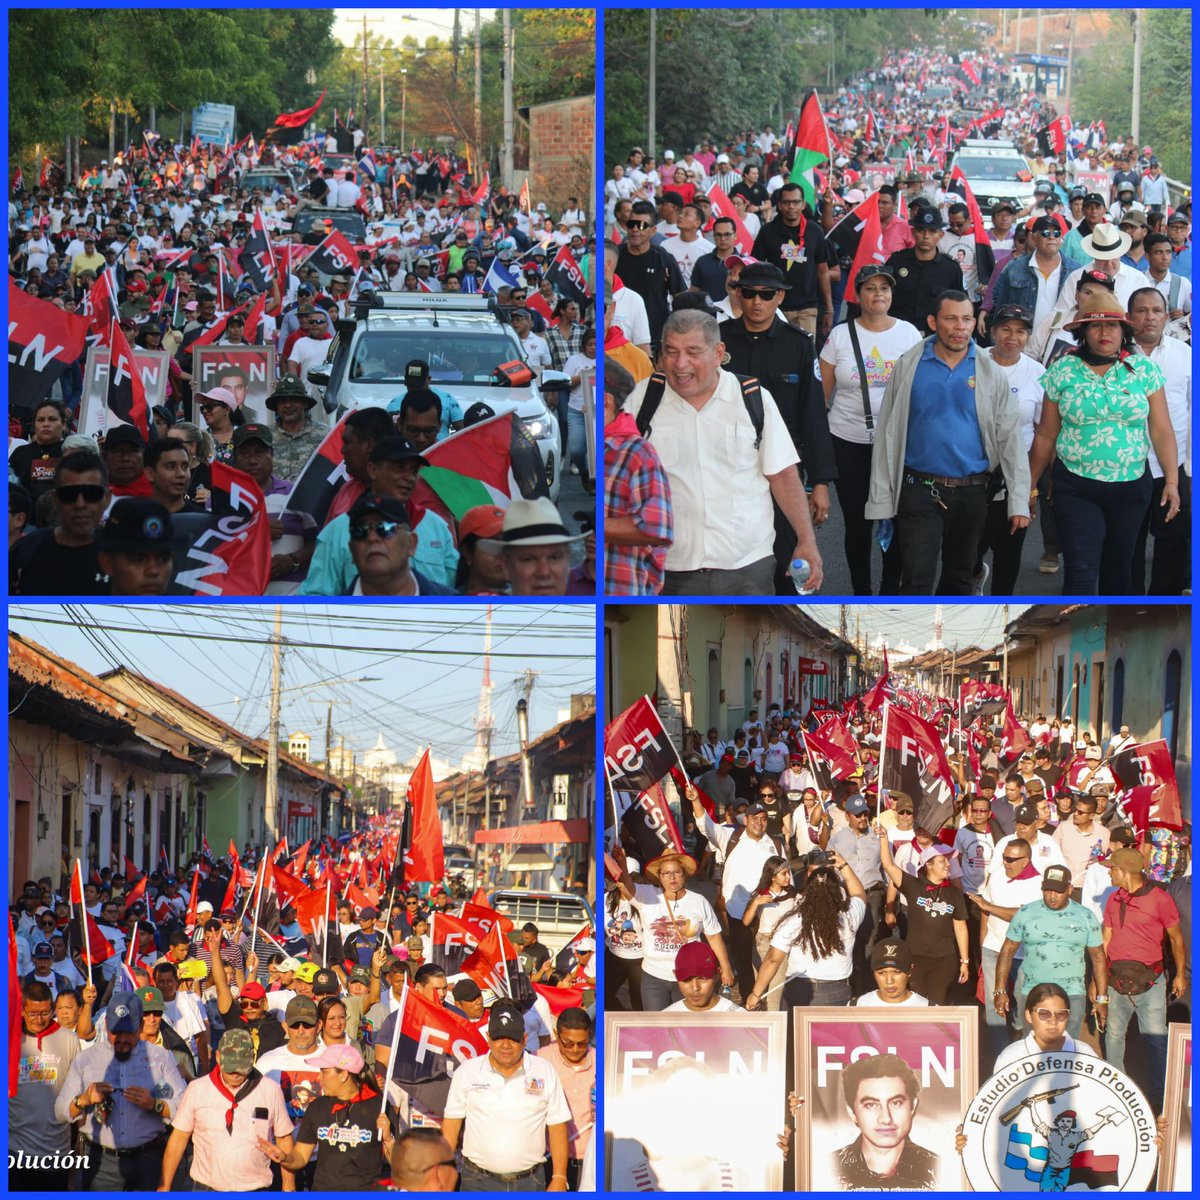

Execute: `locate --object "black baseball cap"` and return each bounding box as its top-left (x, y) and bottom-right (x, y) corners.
top-left (991, 303), bottom-right (1034, 328)
top-left (910, 206), bottom-right (944, 230)
top-left (348, 493), bottom-right (412, 528)
top-left (98, 499), bottom-right (177, 552)
top-left (369, 435), bottom-right (430, 467)
top-left (855, 263), bottom-right (896, 287)
top-left (871, 939), bottom-right (913, 972)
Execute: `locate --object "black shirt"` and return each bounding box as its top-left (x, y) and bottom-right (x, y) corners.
top-left (10, 528), bottom-right (106, 594)
top-left (751, 216), bottom-right (830, 311)
top-left (298, 1092), bottom-right (386, 1191)
top-left (896, 872), bottom-right (966, 959)
top-left (616, 244), bottom-right (684, 344)
top-left (218, 1011), bottom-right (287, 1059)
top-left (518, 940), bottom-right (551, 976)
top-left (9, 440), bottom-right (64, 501)
top-left (719, 316), bottom-right (836, 485)
top-left (883, 248), bottom-right (964, 331)
top-left (691, 252), bottom-right (728, 303)
top-left (730, 181), bottom-right (769, 209)
top-left (835, 1134), bottom-right (939, 1190)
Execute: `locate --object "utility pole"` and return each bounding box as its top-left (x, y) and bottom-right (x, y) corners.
top-left (1065, 14), bottom-right (1075, 119)
top-left (362, 13), bottom-right (370, 137)
top-left (1002, 605), bottom-right (1010, 694)
top-left (265, 606), bottom-right (283, 846)
top-left (501, 9), bottom-right (514, 188)
top-left (1014, 11), bottom-right (1022, 57)
top-left (452, 8), bottom-right (461, 89)
top-left (400, 70), bottom-right (408, 153)
top-left (473, 10), bottom-right (483, 176)
top-left (1035, 10), bottom-right (1043, 55)
top-left (647, 11), bottom-right (656, 158)
top-left (1131, 11), bottom-right (1143, 145)
top-left (380, 61), bottom-right (386, 145)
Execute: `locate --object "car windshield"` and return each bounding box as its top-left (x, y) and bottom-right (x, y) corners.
top-left (293, 210), bottom-right (365, 236)
top-left (347, 330), bottom-right (519, 383)
top-left (954, 155), bottom-right (1027, 182)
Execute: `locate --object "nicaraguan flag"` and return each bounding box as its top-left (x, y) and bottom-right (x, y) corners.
top-left (483, 258), bottom-right (519, 295)
top-left (1004, 1125), bottom-right (1048, 1183)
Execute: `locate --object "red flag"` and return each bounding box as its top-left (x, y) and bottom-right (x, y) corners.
top-left (188, 297), bottom-right (252, 349)
top-left (704, 181), bottom-right (756, 255)
top-left (861, 671), bottom-right (893, 713)
top-left (220, 867), bottom-right (239, 917)
top-left (619, 781), bottom-right (688, 868)
top-left (604, 696), bottom-right (677, 795)
top-left (670, 765), bottom-right (713, 818)
top-left (545, 244), bottom-right (591, 306)
top-left (271, 863), bottom-right (311, 909)
top-left (804, 721), bottom-right (860, 780)
top-left (123, 856), bottom-right (141, 883)
top-left (123, 875), bottom-right (147, 911)
top-left (8, 281), bottom-right (93, 409)
top-left (840, 192), bottom-right (886, 305)
top-left (184, 868), bottom-right (201, 933)
top-left (9, 916), bottom-right (22, 1098)
top-left (532, 981), bottom-right (587, 1015)
top-left (240, 209), bottom-right (278, 293)
top-left (517, 178), bottom-right (531, 214)
top-left (343, 880), bottom-right (377, 912)
top-left (283, 413), bottom-right (351, 531)
top-left (171, 461), bottom-right (272, 596)
top-left (817, 715), bottom-right (860, 764)
top-left (461, 923), bottom-right (513, 996)
top-left (429, 911), bottom-right (482, 949)
top-left (399, 985), bottom-right (488, 1061)
top-left (78, 910), bottom-right (115, 965)
top-left (291, 840), bottom-right (312, 877)
top-left (959, 680), bottom-right (1008, 720)
top-left (104, 318), bottom-right (150, 438)
top-left (1122, 784), bottom-right (1184, 837)
top-left (405, 748), bottom-right (444, 883)
top-left (69, 858), bottom-right (85, 906)
top-left (270, 89), bottom-right (327, 130)
top-left (241, 290), bottom-right (268, 345)
top-left (961, 59), bottom-right (981, 87)
top-left (459, 901), bottom-right (514, 936)
top-left (999, 702), bottom-right (1032, 762)
top-left (82, 269), bottom-right (119, 347)
top-left (470, 172), bottom-right (491, 206)
top-left (294, 885), bottom-right (334, 936)
top-left (1111, 741), bottom-right (1183, 830)
top-left (469, 886), bottom-right (489, 908)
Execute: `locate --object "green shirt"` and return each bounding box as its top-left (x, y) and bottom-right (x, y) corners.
top-left (1006, 898), bottom-right (1102, 995)
top-left (1041, 352), bottom-right (1166, 482)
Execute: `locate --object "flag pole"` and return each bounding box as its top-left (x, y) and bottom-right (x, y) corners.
top-left (75, 859), bottom-right (92, 987)
top-left (322, 880), bottom-right (331, 969)
top-left (250, 856), bottom-right (266, 964)
top-left (878, 700), bottom-right (891, 814)
top-left (379, 976), bottom-right (407, 1124)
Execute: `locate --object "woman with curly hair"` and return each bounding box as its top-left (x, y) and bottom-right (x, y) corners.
top-left (741, 855), bottom-right (798, 1012)
top-left (745, 850), bottom-right (866, 1009)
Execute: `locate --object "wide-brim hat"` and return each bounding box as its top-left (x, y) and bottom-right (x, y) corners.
top-left (1063, 291), bottom-right (1134, 332)
top-left (265, 373), bottom-right (316, 410)
top-left (1079, 222), bottom-right (1132, 261)
top-left (645, 850), bottom-right (698, 882)
top-left (497, 497), bottom-right (586, 547)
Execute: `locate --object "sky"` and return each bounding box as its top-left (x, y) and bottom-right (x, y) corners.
top-left (801, 604), bottom-right (1032, 654)
top-left (333, 9), bottom-right (495, 48)
top-left (9, 603), bottom-right (594, 770)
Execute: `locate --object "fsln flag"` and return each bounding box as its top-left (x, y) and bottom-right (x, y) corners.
top-left (8, 281), bottom-right (92, 410)
top-left (880, 702), bottom-right (956, 835)
top-left (604, 696), bottom-right (677, 795)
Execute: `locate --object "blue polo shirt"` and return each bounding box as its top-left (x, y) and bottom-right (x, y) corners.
top-left (905, 338), bottom-right (989, 478)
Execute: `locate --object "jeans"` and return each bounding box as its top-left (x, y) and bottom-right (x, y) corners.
top-left (640, 971), bottom-right (681, 1011)
top-left (1131, 470), bottom-right (1191, 595)
top-left (566, 405), bottom-right (591, 485)
top-left (897, 476), bottom-right (989, 594)
top-left (725, 918), bottom-right (757, 1002)
top-left (832, 436), bottom-right (902, 594)
top-left (1050, 460), bottom-right (1152, 594)
top-left (980, 494), bottom-right (1028, 594)
top-left (461, 1161), bottom-right (544, 1192)
top-left (1104, 976), bottom-right (1168, 1109)
top-left (1038, 464), bottom-right (1061, 557)
top-left (782, 976), bottom-right (851, 1008)
top-left (78, 1140), bottom-right (165, 1191)
top-left (663, 555), bottom-right (775, 595)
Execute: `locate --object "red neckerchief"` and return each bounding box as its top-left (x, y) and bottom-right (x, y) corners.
top-left (604, 324), bottom-right (630, 350)
top-left (1016, 862), bottom-right (1040, 881)
top-left (209, 1065), bottom-right (261, 1134)
top-left (331, 1083), bottom-right (380, 1115)
top-left (25, 1019), bottom-right (61, 1049)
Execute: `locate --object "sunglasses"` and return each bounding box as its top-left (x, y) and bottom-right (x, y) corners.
top-left (349, 520), bottom-right (403, 541)
top-left (1036, 228), bottom-right (1063, 238)
top-left (1033, 1009), bottom-right (1070, 1022)
top-left (289, 1020), bottom-right (316, 1029)
top-left (56, 484), bottom-right (106, 504)
top-left (1002, 855), bottom-right (1028, 864)
top-left (626, 221), bottom-right (652, 230)
top-left (199, 402), bottom-right (227, 413)
top-left (739, 287), bottom-right (780, 300)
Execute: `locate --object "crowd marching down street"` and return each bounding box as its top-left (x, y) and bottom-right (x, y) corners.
top-left (9, 97), bottom-right (597, 598)
top-left (12, 793), bottom-right (597, 1191)
top-left (603, 39), bottom-right (1192, 598)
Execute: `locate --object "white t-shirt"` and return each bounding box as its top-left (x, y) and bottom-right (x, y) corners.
top-left (663, 996), bottom-right (741, 1013)
top-left (610, 285), bottom-right (651, 347)
top-left (854, 989), bottom-right (929, 1007)
top-left (630, 883), bottom-right (721, 980)
top-left (287, 336), bottom-right (332, 402)
top-left (820, 319), bottom-right (923, 444)
top-left (987, 832), bottom-right (1066, 884)
top-left (982, 350), bottom-right (1045, 451)
top-left (994, 1032), bottom-right (1095, 1073)
top-left (661, 235), bottom-right (715, 288)
top-left (519, 332), bottom-right (553, 375)
top-left (762, 740), bottom-right (789, 773)
top-left (769, 895), bottom-right (865, 982)
top-left (953, 825), bottom-right (999, 895)
top-left (939, 231), bottom-right (980, 300)
top-left (978, 869), bottom-right (1045, 953)
top-left (163, 992), bottom-right (209, 1058)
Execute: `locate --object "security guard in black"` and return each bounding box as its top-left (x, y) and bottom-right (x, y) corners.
top-left (886, 206), bottom-right (964, 331)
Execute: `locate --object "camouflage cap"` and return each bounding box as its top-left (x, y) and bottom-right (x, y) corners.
top-left (218, 1027), bottom-right (256, 1072)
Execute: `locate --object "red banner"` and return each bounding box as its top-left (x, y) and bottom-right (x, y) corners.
top-left (8, 281), bottom-right (93, 410)
top-left (1111, 740), bottom-right (1183, 830)
top-left (404, 748), bottom-right (444, 883)
top-left (704, 181), bottom-right (756, 256)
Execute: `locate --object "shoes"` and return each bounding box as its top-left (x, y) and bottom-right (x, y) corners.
top-left (972, 562), bottom-right (990, 596)
top-left (569, 464), bottom-right (580, 475)
top-left (1039, 554), bottom-right (1060, 574)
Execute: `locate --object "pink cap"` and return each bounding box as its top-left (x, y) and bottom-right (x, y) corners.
top-left (723, 254), bottom-right (757, 269)
top-left (918, 844), bottom-right (953, 869)
top-left (306, 1043), bottom-right (365, 1073)
top-left (196, 385), bottom-right (242, 411)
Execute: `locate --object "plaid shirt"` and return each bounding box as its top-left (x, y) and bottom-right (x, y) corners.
top-left (603, 413), bottom-right (672, 595)
top-left (546, 320), bottom-right (586, 372)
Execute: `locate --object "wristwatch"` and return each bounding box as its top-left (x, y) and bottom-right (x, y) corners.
top-left (154, 1098), bottom-right (168, 1117)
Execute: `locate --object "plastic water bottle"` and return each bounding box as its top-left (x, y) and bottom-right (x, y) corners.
top-left (788, 558), bottom-right (814, 594)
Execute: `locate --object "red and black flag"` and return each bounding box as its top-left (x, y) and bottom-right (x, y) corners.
top-left (604, 696), bottom-right (678, 798)
top-left (1111, 739), bottom-right (1184, 830)
top-left (704, 182), bottom-right (756, 255)
top-left (999, 701), bottom-right (1032, 763)
top-left (283, 414), bottom-right (351, 530)
top-left (948, 165), bottom-right (997, 286)
top-left (305, 228), bottom-right (361, 278)
top-left (825, 191), bottom-right (887, 304)
top-left (169, 462), bottom-right (272, 596)
top-left (265, 88), bottom-right (327, 145)
top-left (620, 782), bottom-right (689, 870)
top-left (880, 702), bottom-right (956, 834)
top-left (8, 281), bottom-right (91, 412)
top-left (106, 319), bottom-right (150, 438)
top-left (959, 679), bottom-right (1008, 722)
top-left (545, 245), bottom-right (591, 308)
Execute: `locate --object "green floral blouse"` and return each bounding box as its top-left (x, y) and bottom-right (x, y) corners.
top-left (1040, 352), bottom-right (1166, 483)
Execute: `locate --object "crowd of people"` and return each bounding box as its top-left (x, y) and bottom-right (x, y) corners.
top-left (603, 40), bottom-right (1192, 597)
top-left (9, 128), bottom-right (597, 597)
top-left (13, 843), bottom-right (597, 1191)
top-left (605, 690), bottom-right (1190, 1137)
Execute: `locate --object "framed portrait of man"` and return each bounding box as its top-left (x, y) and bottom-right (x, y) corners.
top-left (79, 347), bottom-right (170, 438)
top-left (793, 1007), bottom-right (978, 1191)
top-left (605, 1011), bottom-right (788, 1191)
top-left (192, 343), bottom-right (276, 425)
top-left (1159, 1023), bottom-right (1192, 1190)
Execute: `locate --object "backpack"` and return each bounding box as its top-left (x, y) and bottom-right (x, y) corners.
top-left (725, 826), bottom-right (785, 859)
top-left (635, 371), bottom-right (766, 448)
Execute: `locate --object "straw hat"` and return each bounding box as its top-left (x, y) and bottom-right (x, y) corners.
top-left (1063, 291), bottom-right (1134, 332)
top-left (644, 850), bottom-right (698, 882)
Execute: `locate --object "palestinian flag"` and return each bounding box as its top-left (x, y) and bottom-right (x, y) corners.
top-left (8, 281), bottom-right (91, 412)
top-left (948, 165), bottom-right (996, 286)
top-left (412, 412), bottom-right (550, 528)
top-left (788, 91), bottom-right (831, 210)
